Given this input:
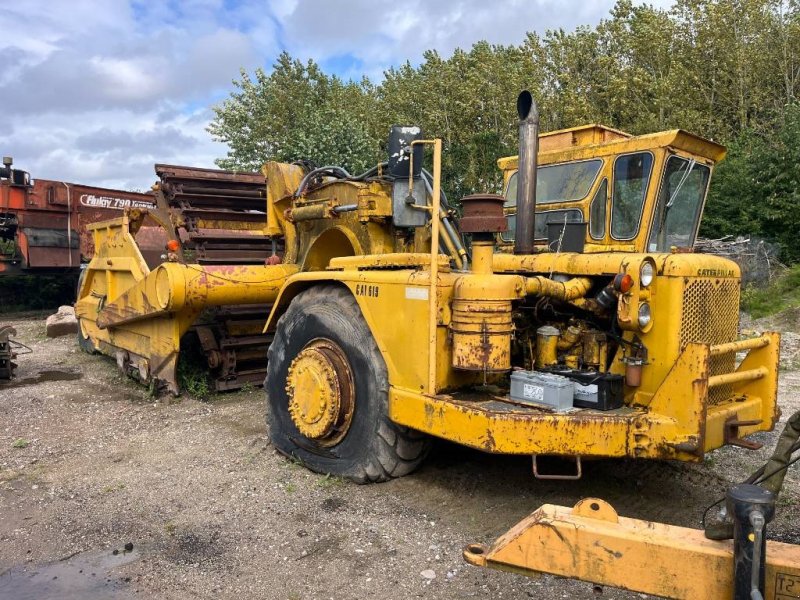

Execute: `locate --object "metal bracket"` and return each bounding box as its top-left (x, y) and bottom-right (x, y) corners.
top-left (532, 455), bottom-right (583, 480)
top-left (724, 416), bottom-right (764, 450)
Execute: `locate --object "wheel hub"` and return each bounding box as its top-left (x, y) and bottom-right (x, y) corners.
top-left (285, 339), bottom-right (354, 445)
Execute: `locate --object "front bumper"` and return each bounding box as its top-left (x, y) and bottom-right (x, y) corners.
top-left (388, 332), bottom-right (780, 461)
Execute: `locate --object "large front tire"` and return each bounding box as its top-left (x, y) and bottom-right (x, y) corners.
top-left (265, 285), bottom-right (430, 483)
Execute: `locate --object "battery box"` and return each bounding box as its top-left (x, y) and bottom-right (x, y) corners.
top-left (509, 370), bottom-right (574, 412)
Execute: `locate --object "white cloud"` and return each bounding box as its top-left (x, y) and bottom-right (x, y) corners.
top-left (0, 0), bottom-right (673, 188)
top-left (278, 0), bottom-right (675, 79)
top-left (0, 1), bottom-right (263, 188)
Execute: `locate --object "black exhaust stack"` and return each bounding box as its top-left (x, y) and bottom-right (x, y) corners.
top-left (514, 91), bottom-right (539, 255)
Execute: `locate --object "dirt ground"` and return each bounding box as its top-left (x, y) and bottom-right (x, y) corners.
top-left (0, 313), bottom-right (798, 600)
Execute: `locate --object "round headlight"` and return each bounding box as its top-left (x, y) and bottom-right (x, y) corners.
top-left (638, 303), bottom-right (652, 328)
top-left (640, 261), bottom-right (655, 287)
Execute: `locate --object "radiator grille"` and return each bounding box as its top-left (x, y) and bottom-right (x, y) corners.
top-left (679, 279), bottom-right (740, 404)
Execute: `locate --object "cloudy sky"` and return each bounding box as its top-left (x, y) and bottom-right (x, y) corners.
top-left (1, 0), bottom-right (672, 190)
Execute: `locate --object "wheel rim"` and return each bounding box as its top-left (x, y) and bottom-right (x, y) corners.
top-left (285, 339), bottom-right (354, 446)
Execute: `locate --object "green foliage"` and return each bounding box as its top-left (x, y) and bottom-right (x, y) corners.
top-left (0, 274), bottom-right (79, 313)
top-left (208, 52), bottom-right (380, 173)
top-left (210, 0), bottom-right (800, 261)
top-left (740, 264), bottom-right (800, 318)
top-left (12, 438), bottom-right (30, 449)
top-left (702, 105), bottom-right (800, 262)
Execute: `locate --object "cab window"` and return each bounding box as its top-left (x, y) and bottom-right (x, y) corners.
top-left (611, 152), bottom-right (653, 240)
top-left (505, 159), bottom-right (602, 207)
top-left (502, 159), bottom-right (602, 241)
top-left (648, 156), bottom-right (711, 251)
top-left (589, 178), bottom-right (608, 239)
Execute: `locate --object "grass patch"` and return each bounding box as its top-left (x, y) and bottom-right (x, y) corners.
top-left (11, 438), bottom-right (30, 449)
top-left (741, 264), bottom-right (800, 318)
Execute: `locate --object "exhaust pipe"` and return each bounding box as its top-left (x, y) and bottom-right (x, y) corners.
top-left (514, 91), bottom-right (539, 255)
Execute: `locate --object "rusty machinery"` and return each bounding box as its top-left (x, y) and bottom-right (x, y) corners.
top-left (0, 156), bottom-right (160, 274)
top-left (0, 325), bottom-right (30, 380)
top-left (76, 90), bottom-right (780, 490)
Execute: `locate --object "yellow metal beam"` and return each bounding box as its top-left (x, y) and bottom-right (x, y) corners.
top-left (95, 262), bottom-right (298, 328)
top-left (464, 499), bottom-right (800, 600)
top-left (708, 367), bottom-right (768, 388)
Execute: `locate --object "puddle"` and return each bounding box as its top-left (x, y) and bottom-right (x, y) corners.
top-left (0, 370), bottom-right (82, 389)
top-left (0, 546), bottom-right (138, 600)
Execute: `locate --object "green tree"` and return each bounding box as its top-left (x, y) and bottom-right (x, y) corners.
top-left (702, 104), bottom-right (800, 261)
top-left (208, 52), bottom-right (380, 173)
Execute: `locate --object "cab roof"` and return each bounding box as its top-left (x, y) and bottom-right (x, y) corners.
top-left (497, 124), bottom-right (726, 170)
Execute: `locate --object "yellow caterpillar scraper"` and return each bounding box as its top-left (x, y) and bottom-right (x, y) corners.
top-left (77, 91), bottom-right (780, 488)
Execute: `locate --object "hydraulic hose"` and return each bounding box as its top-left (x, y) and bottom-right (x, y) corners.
top-left (757, 409), bottom-right (800, 494)
top-left (704, 409), bottom-right (800, 540)
top-left (294, 166), bottom-right (352, 197)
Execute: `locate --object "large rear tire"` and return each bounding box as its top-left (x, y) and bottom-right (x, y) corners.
top-left (265, 284), bottom-right (430, 483)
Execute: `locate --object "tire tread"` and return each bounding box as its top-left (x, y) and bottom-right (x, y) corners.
top-left (266, 284), bottom-right (430, 484)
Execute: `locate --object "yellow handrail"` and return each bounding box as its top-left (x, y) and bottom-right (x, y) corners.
top-left (410, 139), bottom-right (443, 395)
top-left (707, 367), bottom-right (768, 388)
top-left (709, 336), bottom-right (770, 357)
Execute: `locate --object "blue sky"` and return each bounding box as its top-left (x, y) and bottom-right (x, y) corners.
top-left (0, 0), bottom-right (672, 190)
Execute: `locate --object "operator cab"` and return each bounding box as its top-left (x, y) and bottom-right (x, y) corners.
top-left (498, 125), bottom-right (725, 254)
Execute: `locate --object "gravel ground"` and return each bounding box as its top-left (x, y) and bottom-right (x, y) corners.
top-left (0, 313), bottom-right (798, 600)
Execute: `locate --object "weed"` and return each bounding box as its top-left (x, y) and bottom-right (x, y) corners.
top-left (24, 463), bottom-right (45, 481)
top-left (165, 522), bottom-right (177, 536)
top-left (316, 473), bottom-right (345, 489)
top-left (11, 438), bottom-right (29, 449)
top-left (282, 454), bottom-right (305, 471)
top-left (0, 468), bottom-right (21, 483)
top-left (102, 482), bottom-right (126, 493)
top-left (177, 359), bottom-right (211, 400)
top-left (284, 482), bottom-right (296, 494)
top-left (176, 334), bottom-right (213, 399)
top-left (240, 382), bottom-right (255, 394)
